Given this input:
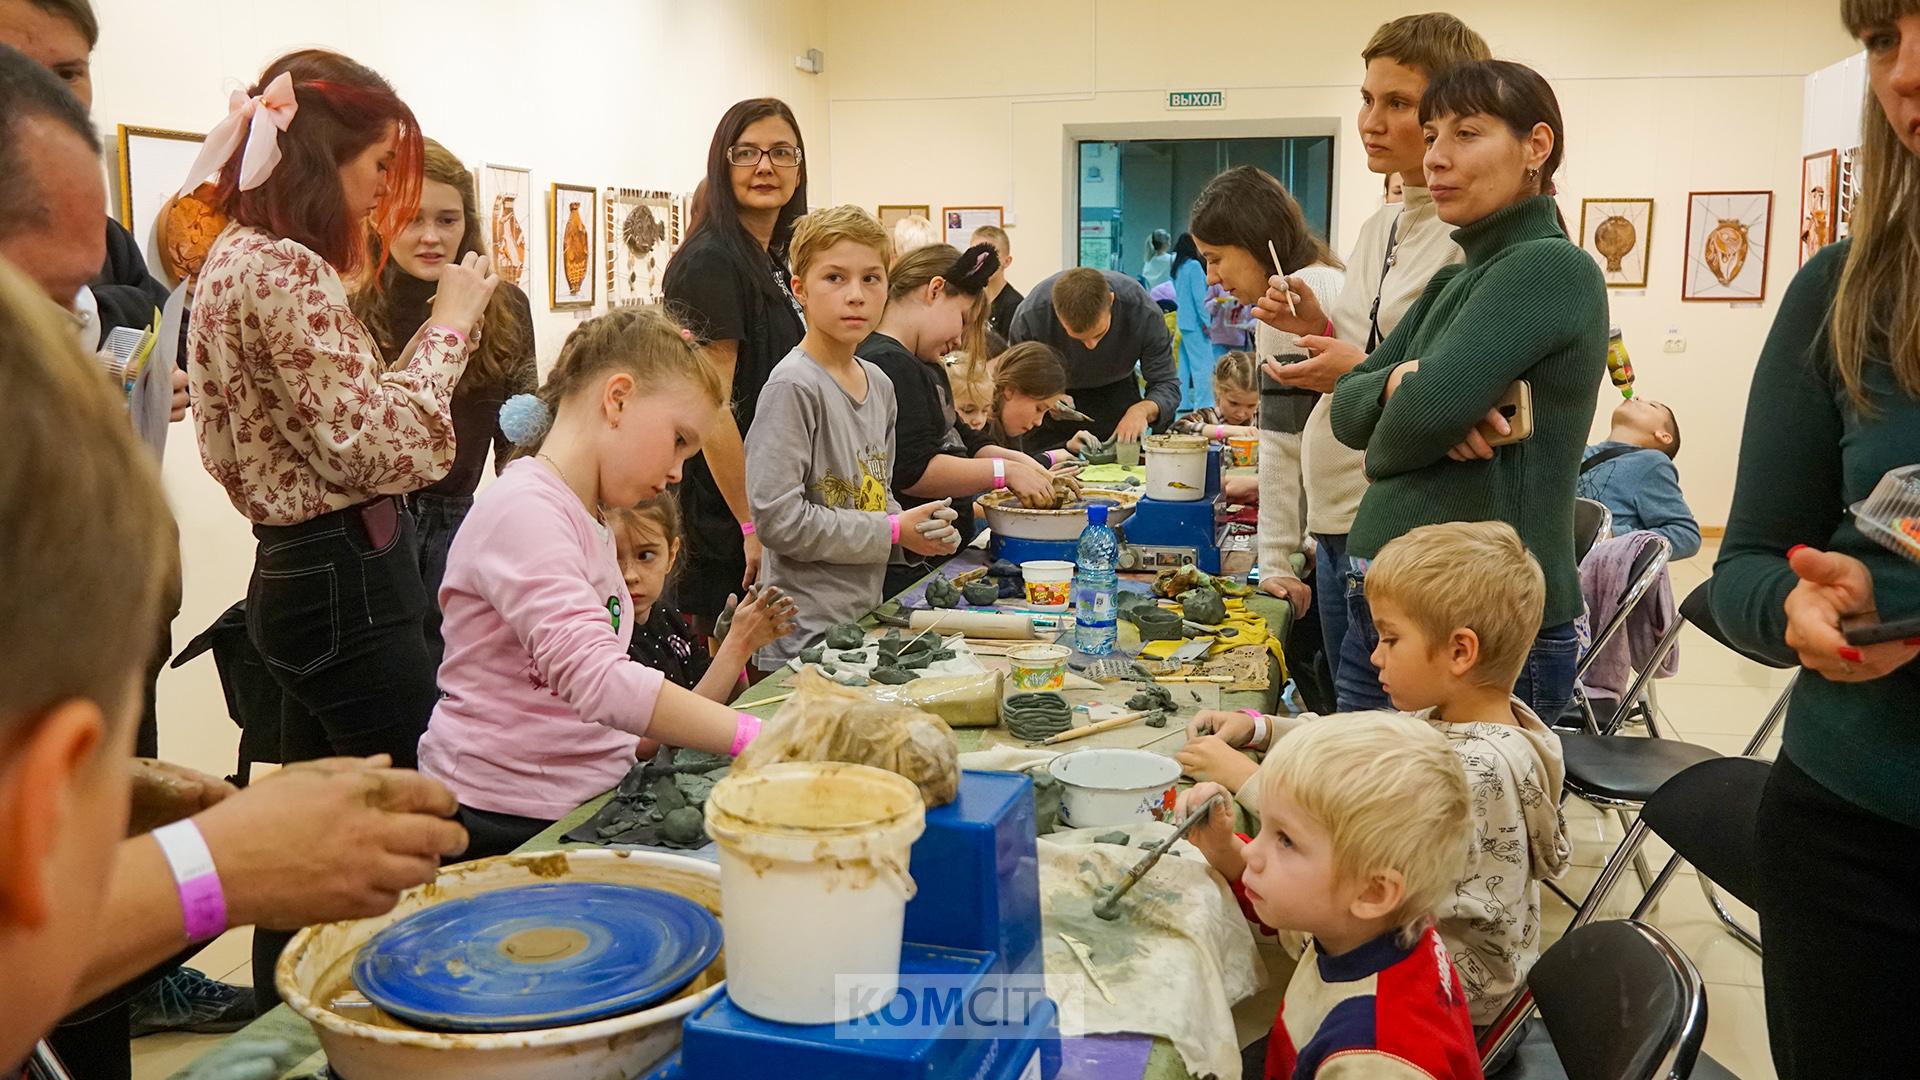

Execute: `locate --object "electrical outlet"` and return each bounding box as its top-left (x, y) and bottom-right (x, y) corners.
top-left (1663, 335), bottom-right (1686, 354)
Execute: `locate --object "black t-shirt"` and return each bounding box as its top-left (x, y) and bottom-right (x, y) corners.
top-left (662, 228), bottom-right (806, 616)
top-left (989, 283), bottom-right (1024, 345)
top-left (859, 332), bottom-right (978, 548)
top-left (625, 604), bottom-right (711, 691)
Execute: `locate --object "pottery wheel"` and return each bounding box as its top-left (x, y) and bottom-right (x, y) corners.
top-left (352, 881), bottom-right (721, 1033)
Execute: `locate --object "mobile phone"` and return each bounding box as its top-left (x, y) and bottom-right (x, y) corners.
top-left (1482, 380), bottom-right (1534, 447)
top-left (1841, 612), bottom-right (1920, 647)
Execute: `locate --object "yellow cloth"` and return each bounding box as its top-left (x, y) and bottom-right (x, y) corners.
top-left (1077, 463), bottom-right (1146, 485)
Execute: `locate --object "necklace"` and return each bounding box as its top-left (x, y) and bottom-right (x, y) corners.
top-left (538, 453), bottom-right (605, 524)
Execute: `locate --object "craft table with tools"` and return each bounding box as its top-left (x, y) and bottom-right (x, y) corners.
top-left (176, 514), bottom-right (1290, 1080)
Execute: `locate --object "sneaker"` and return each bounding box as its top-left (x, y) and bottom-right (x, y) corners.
top-left (129, 966), bottom-right (258, 1037)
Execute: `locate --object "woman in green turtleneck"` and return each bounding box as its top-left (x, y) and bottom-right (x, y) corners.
top-left (1329, 60), bottom-right (1607, 722)
top-left (354, 138), bottom-right (537, 671)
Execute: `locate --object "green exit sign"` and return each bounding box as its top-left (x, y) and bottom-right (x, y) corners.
top-left (1167, 90), bottom-right (1225, 109)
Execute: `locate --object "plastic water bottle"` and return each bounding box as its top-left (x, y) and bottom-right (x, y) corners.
top-left (1073, 504), bottom-right (1119, 655)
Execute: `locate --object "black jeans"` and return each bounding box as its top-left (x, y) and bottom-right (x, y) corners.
top-left (1756, 751), bottom-right (1920, 1078)
top-left (410, 491), bottom-right (476, 676)
top-left (246, 498), bottom-right (439, 1008)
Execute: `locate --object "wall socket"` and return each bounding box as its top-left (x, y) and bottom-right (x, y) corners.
top-left (1663, 335), bottom-right (1687, 354)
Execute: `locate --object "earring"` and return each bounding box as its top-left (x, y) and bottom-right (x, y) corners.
top-left (1525, 166), bottom-right (1541, 183)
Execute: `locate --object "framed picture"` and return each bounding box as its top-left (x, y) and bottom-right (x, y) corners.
top-left (1800, 150), bottom-right (1839, 265)
top-left (1837, 145), bottom-right (1860, 239)
top-left (605, 188), bottom-right (676, 308)
top-left (549, 183), bottom-right (597, 310)
top-left (477, 163), bottom-right (533, 294)
top-left (115, 126), bottom-right (207, 284)
top-left (1577, 198), bottom-right (1654, 289)
top-left (674, 191), bottom-right (698, 251)
top-left (877, 204), bottom-right (928, 229)
top-left (1682, 191), bottom-right (1772, 303)
top-left (942, 206), bottom-right (1004, 245)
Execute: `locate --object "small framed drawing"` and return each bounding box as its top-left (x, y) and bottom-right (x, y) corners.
top-left (116, 126), bottom-right (208, 284)
top-left (1800, 150), bottom-right (1839, 265)
top-left (1837, 145), bottom-right (1860, 239)
top-left (605, 188), bottom-right (676, 308)
top-left (1578, 198), bottom-right (1654, 289)
top-left (942, 206), bottom-right (1004, 245)
top-left (477, 163), bottom-right (533, 294)
top-left (1682, 191), bottom-right (1772, 303)
top-left (549, 183), bottom-right (597, 310)
top-left (878, 204), bottom-right (929, 229)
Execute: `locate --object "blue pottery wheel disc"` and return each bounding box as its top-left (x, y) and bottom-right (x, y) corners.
top-left (352, 882), bottom-right (721, 1033)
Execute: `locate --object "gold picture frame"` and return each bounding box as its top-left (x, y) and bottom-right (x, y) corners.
top-left (549, 183), bottom-right (597, 311)
top-left (942, 206), bottom-right (1004, 246)
top-left (1577, 198), bottom-right (1654, 289)
top-left (877, 204), bottom-right (929, 229)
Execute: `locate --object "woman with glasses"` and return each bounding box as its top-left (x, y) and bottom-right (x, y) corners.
top-left (662, 98), bottom-right (809, 632)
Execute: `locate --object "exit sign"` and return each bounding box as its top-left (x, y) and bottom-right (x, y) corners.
top-left (1167, 90), bottom-right (1224, 110)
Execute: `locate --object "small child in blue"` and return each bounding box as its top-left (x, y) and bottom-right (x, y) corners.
top-left (1578, 397), bottom-right (1700, 559)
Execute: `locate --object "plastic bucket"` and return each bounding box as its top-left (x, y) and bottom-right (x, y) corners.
top-left (1020, 560), bottom-right (1074, 611)
top-left (1048, 748), bottom-right (1180, 827)
top-left (1007, 642), bottom-right (1070, 691)
top-left (703, 762), bottom-right (926, 1025)
top-left (1144, 434), bottom-right (1208, 501)
top-left (1226, 434), bottom-right (1258, 467)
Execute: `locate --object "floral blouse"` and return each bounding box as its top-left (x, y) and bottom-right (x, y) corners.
top-left (188, 224), bottom-right (472, 526)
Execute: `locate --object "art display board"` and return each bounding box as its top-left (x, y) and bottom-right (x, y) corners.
top-left (1800, 150), bottom-right (1839, 264)
top-left (1578, 198), bottom-right (1654, 289)
top-left (942, 206), bottom-right (1003, 245)
top-left (550, 183), bottom-right (598, 310)
top-left (605, 188), bottom-right (677, 307)
top-left (1682, 191), bottom-right (1772, 303)
top-left (115, 126), bottom-right (205, 285)
top-left (478, 163), bottom-right (534, 295)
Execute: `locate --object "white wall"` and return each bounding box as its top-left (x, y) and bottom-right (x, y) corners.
top-left (87, 0), bottom-right (830, 777)
top-left (822, 0), bottom-right (1860, 532)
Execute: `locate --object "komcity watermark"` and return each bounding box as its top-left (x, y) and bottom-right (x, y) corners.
top-left (832, 973), bottom-right (1085, 1040)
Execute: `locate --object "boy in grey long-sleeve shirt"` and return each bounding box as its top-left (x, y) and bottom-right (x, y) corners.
top-left (1577, 398), bottom-right (1701, 559)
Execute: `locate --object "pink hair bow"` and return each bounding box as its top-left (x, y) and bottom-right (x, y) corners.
top-left (178, 72), bottom-right (298, 196)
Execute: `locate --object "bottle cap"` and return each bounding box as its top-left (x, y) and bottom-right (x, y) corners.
top-left (1087, 504), bottom-right (1108, 526)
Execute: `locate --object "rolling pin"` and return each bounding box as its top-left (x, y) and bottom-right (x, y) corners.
top-left (909, 608), bottom-right (1035, 640)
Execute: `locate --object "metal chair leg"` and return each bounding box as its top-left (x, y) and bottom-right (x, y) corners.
top-left (1740, 671), bottom-right (1797, 758)
top-left (1568, 816), bottom-right (1652, 932)
top-left (1614, 808), bottom-right (1656, 892)
top-left (1701, 876), bottom-right (1764, 956)
top-left (1629, 853), bottom-right (1685, 920)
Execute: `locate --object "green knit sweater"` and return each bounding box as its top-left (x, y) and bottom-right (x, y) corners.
top-left (1713, 241), bottom-right (1920, 828)
top-left (1330, 196), bottom-right (1608, 626)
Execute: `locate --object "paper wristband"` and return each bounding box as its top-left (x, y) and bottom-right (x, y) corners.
top-left (1213, 425), bottom-right (1227, 441)
top-left (152, 819), bottom-right (227, 942)
top-left (739, 520), bottom-right (756, 537)
top-left (731, 712), bottom-right (763, 756)
top-left (992, 458), bottom-right (1006, 490)
top-left (1238, 707), bottom-right (1267, 750)
top-left (889, 513), bottom-right (901, 545)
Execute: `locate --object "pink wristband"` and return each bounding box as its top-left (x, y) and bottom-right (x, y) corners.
top-left (992, 459), bottom-right (1007, 490)
top-left (152, 819), bottom-right (227, 942)
top-left (1213, 424), bottom-right (1227, 441)
top-left (731, 712), bottom-right (763, 756)
top-left (740, 520), bottom-right (756, 537)
top-left (890, 513), bottom-right (901, 545)
top-left (1239, 707), bottom-right (1263, 719)
top-left (428, 323), bottom-right (469, 346)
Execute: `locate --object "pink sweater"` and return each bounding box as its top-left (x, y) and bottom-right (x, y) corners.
top-left (419, 458), bottom-right (664, 819)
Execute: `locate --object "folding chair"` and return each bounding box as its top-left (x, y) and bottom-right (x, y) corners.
top-left (1573, 497), bottom-right (1611, 565)
top-left (1482, 919), bottom-right (1732, 1079)
top-left (1560, 535), bottom-right (1673, 737)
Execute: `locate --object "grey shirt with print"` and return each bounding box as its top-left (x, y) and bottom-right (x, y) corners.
top-left (745, 346), bottom-right (901, 667)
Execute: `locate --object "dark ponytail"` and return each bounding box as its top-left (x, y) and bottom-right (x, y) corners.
top-left (1421, 60), bottom-right (1567, 231)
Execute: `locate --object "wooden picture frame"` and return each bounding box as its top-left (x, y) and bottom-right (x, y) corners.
top-left (1577, 198), bottom-right (1654, 289)
top-left (477, 163), bottom-right (533, 294)
top-left (116, 126), bottom-right (209, 284)
top-left (549, 183), bottom-right (597, 310)
top-left (942, 206), bottom-right (1004, 246)
top-left (877, 204), bottom-right (929, 229)
top-left (1800, 150), bottom-right (1839, 265)
top-left (1681, 191), bottom-right (1772, 303)
top-left (605, 187), bottom-right (676, 308)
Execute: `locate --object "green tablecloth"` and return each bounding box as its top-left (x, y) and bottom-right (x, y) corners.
top-left (174, 583), bottom-right (1290, 1080)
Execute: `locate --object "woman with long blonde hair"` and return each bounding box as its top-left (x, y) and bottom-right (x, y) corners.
top-left (1712, 4), bottom-right (1920, 1073)
top-left (355, 138), bottom-right (537, 668)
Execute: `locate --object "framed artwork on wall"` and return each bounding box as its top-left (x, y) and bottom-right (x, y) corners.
top-left (605, 187), bottom-right (675, 308)
top-left (1682, 191), bottom-right (1772, 303)
top-left (1800, 150), bottom-right (1839, 264)
top-left (477, 163), bottom-right (533, 295)
top-left (1837, 145), bottom-right (1860, 239)
top-left (942, 206), bottom-right (1004, 246)
top-left (1577, 198), bottom-right (1654, 289)
top-left (549, 183), bottom-right (597, 311)
top-left (115, 126), bottom-right (207, 284)
top-left (878, 204), bottom-right (928, 229)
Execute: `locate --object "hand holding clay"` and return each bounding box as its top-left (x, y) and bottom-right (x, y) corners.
top-left (900, 499), bottom-right (961, 557)
top-left (726, 585), bottom-right (799, 654)
top-left (192, 755), bottom-right (468, 931)
top-left (1003, 456), bottom-right (1056, 506)
top-left (1176, 735), bottom-right (1260, 791)
top-left (1187, 709), bottom-right (1257, 747)
top-left (1173, 781), bottom-right (1240, 855)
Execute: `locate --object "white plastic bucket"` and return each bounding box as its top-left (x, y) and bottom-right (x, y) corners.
top-left (1144, 434), bottom-right (1208, 501)
top-left (1019, 560), bottom-right (1074, 611)
top-left (1048, 748), bottom-right (1181, 827)
top-left (704, 762), bottom-right (927, 1025)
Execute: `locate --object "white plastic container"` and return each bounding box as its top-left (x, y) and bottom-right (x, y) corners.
top-left (1143, 434), bottom-right (1208, 502)
top-left (1048, 748), bottom-right (1181, 827)
top-left (1020, 560), bottom-right (1074, 611)
top-left (704, 762), bottom-right (927, 1025)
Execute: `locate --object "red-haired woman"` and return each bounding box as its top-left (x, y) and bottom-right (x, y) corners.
top-left (184, 50), bottom-right (498, 776)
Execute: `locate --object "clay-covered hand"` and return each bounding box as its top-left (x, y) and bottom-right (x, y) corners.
top-left (126, 758), bottom-right (237, 838)
top-left (1251, 273), bottom-right (1329, 337)
top-left (1004, 457), bottom-right (1058, 507)
top-left (1259, 572), bottom-right (1312, 616)
top-left (899, 499), bottom-right (962, 556)
top-left (192, 756), bottom-right (468, 931)
top-left (1066, 429), bottom-right (1102, 456)
top-left (1784, 546), bottom-right (1920, 682)
top-left (1176, 734), bottom-right (1261, 791)
top-left (1112, 401), bottom-right (1156, 445)
top-left (1172, 408), bottom-right (1220, 434)
top-left (170, 367), bottom-right (190, 423)
top-left (1265, 335), bottom-right (1366, 395)
top-left (1173, 780), bottom-right (1241, 854)
top-left (727, 585), bottom-right (800, 653)
top-left (1187, 708), bottom-right (1258, 747)
top-left (427, 251), bottom-right (500, 338)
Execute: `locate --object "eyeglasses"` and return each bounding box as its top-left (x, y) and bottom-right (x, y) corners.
top-left (727, 144), bottom-right (803, 169)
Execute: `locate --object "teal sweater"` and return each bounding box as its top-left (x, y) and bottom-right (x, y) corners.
top-left (1713, 242), bottom-right (1920, 828)
top-left (1330, 196), bottom-right (1608, 626)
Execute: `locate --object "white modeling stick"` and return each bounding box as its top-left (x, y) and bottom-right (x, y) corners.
top-left (1266, 240), bottom-right (1298, 318)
